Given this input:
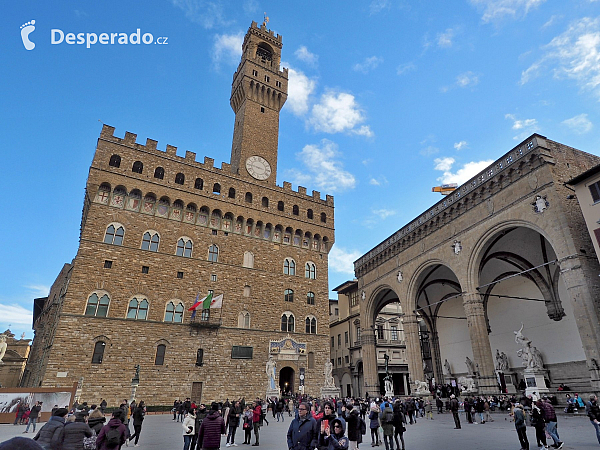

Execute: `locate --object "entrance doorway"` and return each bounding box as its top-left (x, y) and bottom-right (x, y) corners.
top-left (191, 382), bottom-right (203, 403)
top-left (279, 367), bottom-right (294, 395)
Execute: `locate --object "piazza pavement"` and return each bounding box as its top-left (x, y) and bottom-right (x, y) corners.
top-left (0, 410), bottom-right (598, 449)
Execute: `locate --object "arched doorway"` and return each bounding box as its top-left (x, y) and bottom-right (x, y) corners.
top-left (279, 367), bottom-right (294, 395)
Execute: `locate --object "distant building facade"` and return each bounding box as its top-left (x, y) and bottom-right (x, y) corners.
top-left (0, 330), bottom-right (31, 388)
top-left (24, 22), bottom-right (334, 405)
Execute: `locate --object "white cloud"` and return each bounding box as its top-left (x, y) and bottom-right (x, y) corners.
top-left (309, 91), bottom-right (371, 136)
top-left (212, 32), bottom-right (243, 68)
top-left (372, 209), bottom-right (396, 219)
top-left (351, 125), bottom-right (374, 138)
top-left (456, 71), bottom-right (480, 87)
top-left (520, 17), bottom-right (600, 99)
top-left (435, 158), bottom-right (495, 185)
top-left (171, 0), bottom-right (231, 29)
top-left (469, 0), bottom-right (546, 23)
top-left (285, 65), bottom-right (317, 116)
top-left (353, 56), bottom-right (384, 74)
top-left (290, 140), bottom-right (356, 193)
top-left (420, 146), bottom-right (439, 156)
top-left (0, 302), bottom-right (33, 326)
top-left (370, 0), bottom-right (391, 14)
top-left (454, 140), bottom-right (468, 150)
top-left (397, 62), bottom-right (417, 75)
top-left (542, 14), bottom-right (562, 29)
top-left (369, 176), bottom-right (388, 186)
top-left (295, 46), bottom-right (318, 66)
top-left (505, 113), bottom-right (538, 129)
top-left (437, 28), bottom-right (455, 47)
top-left (434, 157), bottom-right (455, 171)
top-left (329, 246), bottom-right (362, 275)
top-left (562, 113), bottom-right (593, 134)
top-left (25, 285), bottom-right (50, 298)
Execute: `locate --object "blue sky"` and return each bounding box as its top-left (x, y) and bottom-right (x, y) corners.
top-left (3, 0), bottom-right (600, 339)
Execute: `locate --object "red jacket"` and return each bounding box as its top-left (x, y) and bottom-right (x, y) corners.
top-left (253, 405), bottom-right (262, 423)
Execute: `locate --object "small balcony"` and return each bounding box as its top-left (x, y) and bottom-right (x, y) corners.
top-left (189, 315), bottom-right (222, 328)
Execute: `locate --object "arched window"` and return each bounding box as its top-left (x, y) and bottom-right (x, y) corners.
top-left (92, 341), bottom-right (106, 364)
top-left (164, 302), bottom-right (184, 323)
top-left (262, 197), bottom-right (269, 207)
top-left (277, 201), bottom-right (284, 211)
top-left (284, 289), bottom-right (294, 302)
top-left (228, 187), bottom-right (236, 199)
top-left (305, 262), bottom-right (316, 279)
top-left (132, 161), bottom-right (143, 174)
top-left (208, 244), bottom-right (219, 262)
top-left (321, 213), bottom-right (327, 223)
top-left (293, 205), bottom-right (299, 216)
top-left (127, 297), bottom-right (149, 320)
top-left (245, 192), bottom-right (253, 203)
top-left (104, 224), bottom-right (124, 245)
top-left (281, 313), bottom-right (295, 332)
top-left (155, 344), bottom-right (166, 365)
top-left (243, 285), bottom-right (251, 297)
top-left (85, 293), bottom-right (110, 317)
top-left (307, 292), bottom-right (315, 305)
top-left (213, 183), bottom-right (221, 194)
top-left (284, 258), bottom-right (296, 276)
top-left (305, 316), bottom-right (317, 334)
top-left (238, 311), bottom-right (251, 329)
top-left (308, 351), bottom-right (315, 369)
top-left (243, 251), bottom-right (254, 268)
top-left (194, 178), bottom-right (204, 189)
top-left (154, 167), bottom-right (164, 179)
top-left (175, 173), bottom-right (185, 185)
top-left (176, 238), bottom-right (193, 257)
top-left (109, 154), bottom-right (121, 168)
top-left (307, 209), bottom-right (314, 220)
top-left (141, 231), bottom-right (160, 252)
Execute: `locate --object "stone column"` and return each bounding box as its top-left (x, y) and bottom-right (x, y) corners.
top-left (402, 373), bottom-right (409, 395)
top-left (463, 293), bottom-right (496, 393)
top-left (559, 258), bottom-right (600, 390)
top-left (361, 329), bottom-right (379, 398)
top-left (403, 314), bottom-right (424, 386)
top-left (430, 330), bottom-right (444, 385)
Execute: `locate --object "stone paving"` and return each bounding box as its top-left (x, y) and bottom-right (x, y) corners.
top-left (0, 411), bottom-right (598, 449)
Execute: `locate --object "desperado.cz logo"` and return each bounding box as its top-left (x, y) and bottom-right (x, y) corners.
top-left (20, 19), bottom-right (168, 50)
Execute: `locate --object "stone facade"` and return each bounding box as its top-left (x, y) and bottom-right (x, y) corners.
top-left (24, 22), bottom-right (334, 406)
top-left (0, 330), bottom-right (31, 388)
top-left (353, 135), bottom-right (600, 395)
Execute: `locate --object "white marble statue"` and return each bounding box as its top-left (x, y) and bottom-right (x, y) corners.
top-left (384, 378), bottom-right (393, 394)
top-left (495, 350), bottom-right (509, 372)
top-left (458, 376), bottom-right (477, 392)
top-left (413, 379), bottom-right (429, 394)
top-left (266, 356), bottom-right (276, 390)
top-left (324, 360), bottom-right (335, 387)
top-left (465, 356), bottom-right (476, 375)
top-left (443, 359), bottom-right (452, 377)
top-left (0, 335), bottom-right (7, 364)
top-left (514, 323), bottom-right (544, 370)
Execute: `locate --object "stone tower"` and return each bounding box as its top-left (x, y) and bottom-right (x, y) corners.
top-left (229, 21), bottom-right (288, 184)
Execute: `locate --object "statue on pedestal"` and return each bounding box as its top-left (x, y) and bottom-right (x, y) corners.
top-left (495, 349), bottom-right (509, 372)
top-left (266, 356), bottom-right (277, 390)
top-left (443, 359), bottom-right (452, 377)
top-left (0, 335), bottom-right (7, 364)
top-left (323, 360), bottom-right (335, 387)
top-left (514, 323), bottom-right (544, 370)
top-left (413, 380), bottom-right (429, 394)
top-left (465, 356), bottom-right (476, 376)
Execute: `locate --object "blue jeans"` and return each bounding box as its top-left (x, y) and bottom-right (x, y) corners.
top-left (183, 434), bottom-right (193, 450)
top-left (592, 420), bottom-right (600, 445)
top-left (546, 421), bottom-right (561, 445)
top-left (25, 418), bottom-right (37, 432)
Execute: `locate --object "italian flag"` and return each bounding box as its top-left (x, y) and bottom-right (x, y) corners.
top-left (189, 292), bottom-right (223, 311)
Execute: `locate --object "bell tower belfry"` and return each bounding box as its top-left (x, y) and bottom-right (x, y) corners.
top-left (229, 21), bottom-right (288, 184)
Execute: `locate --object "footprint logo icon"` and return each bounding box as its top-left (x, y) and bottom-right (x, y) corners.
top-left (20, 20), bottom-right (36, 50)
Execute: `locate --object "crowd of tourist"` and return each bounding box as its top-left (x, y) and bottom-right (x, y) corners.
top-left (2, 390), bottom-right (600, 450)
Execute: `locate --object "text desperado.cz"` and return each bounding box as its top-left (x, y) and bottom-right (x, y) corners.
top-left (51, 29), bottom-right (168, 48)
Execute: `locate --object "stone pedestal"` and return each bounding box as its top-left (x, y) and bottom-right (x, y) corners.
top-left (266, 387), bottom-right (280, 400)
top-left (130, 382), bottom-right (139, 404)
top-left (458, 375), bottom-right (478, 395)
top-left (321, 386), bottom-right (340, 399)
top-left (523, 369), bottom-right (549, 397)
top-left (497, 371), bottom-right (517, 394)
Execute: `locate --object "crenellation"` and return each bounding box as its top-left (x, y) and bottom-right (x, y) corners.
top-left (145, 138), bottom-right (158, 151)
top-left (283, 181), bottom-right (292, 190)
top-left (298, 186), bottom-right (307, 195)
top-left (221, 161), bottom-right (231, 172)
top-left (312, 190), bottom-right (321, 201)
top-left (123, 132), bottom-right (137, 145)
top-left (326, 195), bottom-right (334, 205)
top-left (101, 124), bottom-right (115, 139)
top-left (203, 156), bottom-right (214, 168)
top-left (166, 144), bottom-right (177, 157)
top-left (185, 150), bottom-right (196, 161)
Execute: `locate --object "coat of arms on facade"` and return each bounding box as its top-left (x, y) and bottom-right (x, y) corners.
top-left (361, 291), bottom-right (366, 301)
top-left (452, 240), bottom-right (462, 255)
top-left (397, 271), bottom-right (403, 283)
top-left (532, 195), bottom-right (549, 214)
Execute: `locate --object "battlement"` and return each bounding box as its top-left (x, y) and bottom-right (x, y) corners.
top-left (97, 124), bottom-right (334, 207)
top-left (250, 20), bottom-right (282, 43)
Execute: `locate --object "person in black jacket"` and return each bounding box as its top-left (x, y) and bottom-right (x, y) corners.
top-left (586, 395), bottom-right (600, 445)
top-left (342, 404), bottom-right (360, 450)
top-left (226, 401), bottom-right (242, 447)
top-left (128, 401), bottom-right (146, 446)
top-left (392, 400), bottom-right (406, 450)
top-left (25, 401), bottom-right (42, 433)
top-left (287, 402), bottom-right (317, 450)
top-left (62, 412), bottom-right (93, 450)
top-left (33, 407), bottom-right (68, 450)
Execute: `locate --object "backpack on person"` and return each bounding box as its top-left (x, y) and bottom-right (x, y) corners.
top-left (383, 406), bottom-right (394, 424)
top-left (358, 416), bottom-right (367, 435)
top-left (83, 430), bottom-right (97, 450)
top-left (105, 425), bottom-right (122, 448)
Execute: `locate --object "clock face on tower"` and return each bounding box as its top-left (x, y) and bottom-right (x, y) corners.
top-left (245, 156), bottom-right (272, 180)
